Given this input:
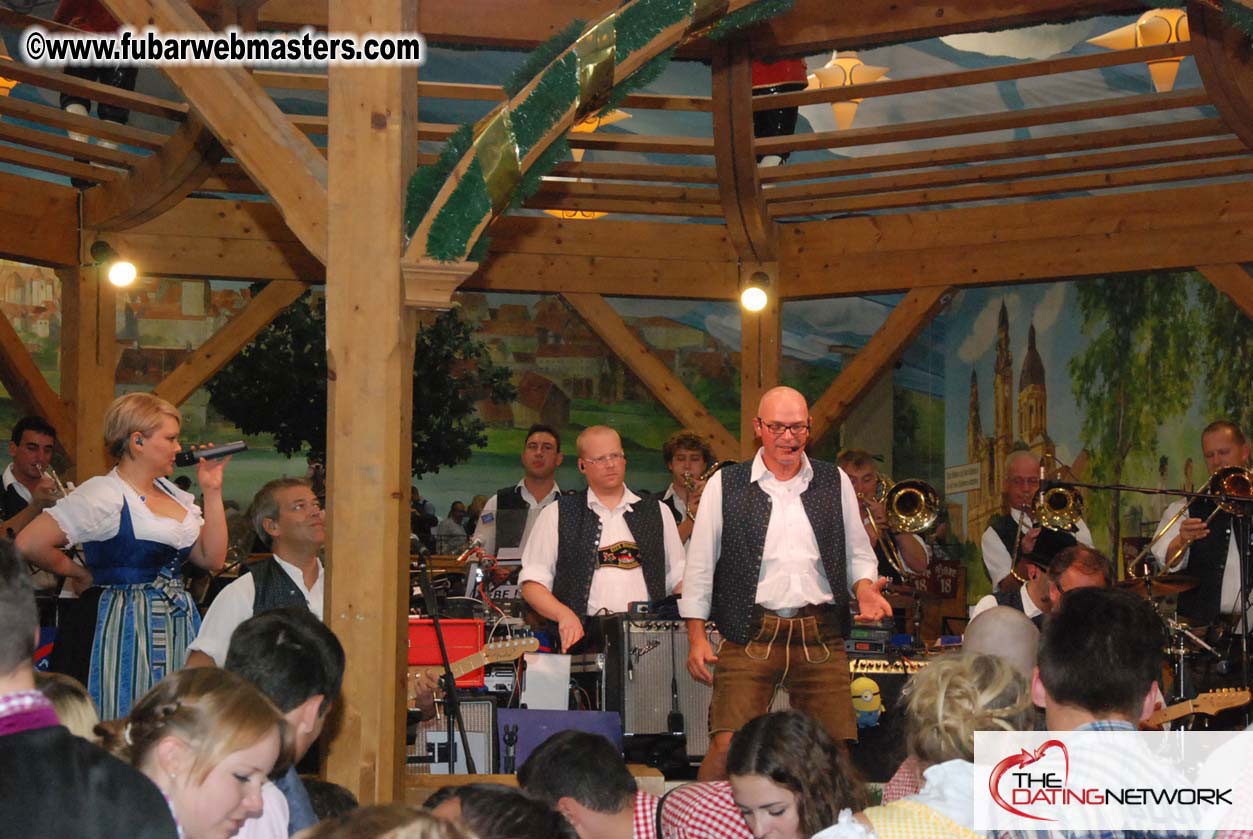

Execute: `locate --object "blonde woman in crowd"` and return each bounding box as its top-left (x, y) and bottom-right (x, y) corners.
top-left (34, 670), bottom-right (99, 741)
top-left (97, 667), bottom-right (289, 839)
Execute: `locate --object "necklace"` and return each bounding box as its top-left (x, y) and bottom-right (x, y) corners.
top-left (117, 472), bottom-right (152, 503)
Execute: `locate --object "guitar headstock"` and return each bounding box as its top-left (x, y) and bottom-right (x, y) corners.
top-left (1194, 687), bottom-right (1251, 716)
top-left (481, 636), bottom-right (539, 664)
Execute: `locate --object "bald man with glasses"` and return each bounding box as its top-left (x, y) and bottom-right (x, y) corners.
top-left (680, 386), bottom-right (890, 780)
top-left (520, 425), bottom-right (685, 653)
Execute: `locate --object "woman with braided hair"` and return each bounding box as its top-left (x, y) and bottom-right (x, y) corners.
top-left (96, 668), bottom-right (290, 839)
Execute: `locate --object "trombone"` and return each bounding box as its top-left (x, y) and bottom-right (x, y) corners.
top-left (858, 476), bottom-right (941, 580)
top-left (1150, 466), bottom-right (1253, 571)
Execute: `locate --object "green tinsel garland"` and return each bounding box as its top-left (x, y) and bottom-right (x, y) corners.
top-left (707, 0), bottom-right (794, 39)
top-left (426, 157), bottom-right (493, 262)
top-left (404, 124), bottom-right (473, 237)
top-left (503, 19), bottom-right (586, 98)
top-left (511, 53), bottom-right (580, 159)
top-left (407, 0), bottom-right (792, 262)
top-left (614, 0), bottom-right (688, 63)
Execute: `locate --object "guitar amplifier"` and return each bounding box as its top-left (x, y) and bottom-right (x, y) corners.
top-left (405, 696), bottom-right (497, 775)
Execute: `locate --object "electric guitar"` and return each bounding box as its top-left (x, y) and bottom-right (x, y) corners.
top-left (1142, 688), bottom-right (1250, 729)
top-left (406, 636), bottom-right (538, 708)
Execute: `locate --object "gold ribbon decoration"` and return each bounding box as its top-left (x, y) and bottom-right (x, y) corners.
top-left (688, 0), bottom-right (729, 35)
top-left (575, 16), bottom-right (617, 116)
top-left (473, 108), bottom-right (522, 215)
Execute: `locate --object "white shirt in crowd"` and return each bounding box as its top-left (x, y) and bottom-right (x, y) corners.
top-left (980, 507), bottom-right (1094, 587)
top-left (518, 486), bottom-right (685, 614)
top-left (187, 553), bottom-right (324, 666)
top-left (969, 583), bottom-right (1045, 622)
top-left (472, 480), bottom-right (561, 558)
top-left (679, 450), bottom-right (878, 620)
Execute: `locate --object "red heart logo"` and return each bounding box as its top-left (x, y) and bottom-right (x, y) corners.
top-left (989, 739), bottom-right (1069, 822)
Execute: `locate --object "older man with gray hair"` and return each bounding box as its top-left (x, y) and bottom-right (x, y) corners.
top-left (185, 477), bottom-right (325, 667)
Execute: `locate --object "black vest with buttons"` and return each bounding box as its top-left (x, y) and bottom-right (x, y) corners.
top-left (712, 459), bottom-right (850, 645)
top-left (551, 490), bottom-right (667, 616)
top-left (494, 485), bottom-right (530, 551)
top-left (248, 556), bottom-right (309, 615)
top-left (1177, 497), bottom-right (1253, 625)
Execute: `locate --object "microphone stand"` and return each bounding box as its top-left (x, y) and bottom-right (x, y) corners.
top-left (414, 548), bottom-right (476, 774)
top-left (1236, 513), bottom-right (1251, 728)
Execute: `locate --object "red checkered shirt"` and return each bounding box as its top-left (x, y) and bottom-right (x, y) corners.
top-left (633, 790), bottom-right (660, 839)
top-left (881, 754), bottom-right (925, 803)
top-left (658, 781), bottom-right (754, 839)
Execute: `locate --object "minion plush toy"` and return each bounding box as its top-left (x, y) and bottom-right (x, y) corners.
top-left (850, 675), bottom-right (883, 728)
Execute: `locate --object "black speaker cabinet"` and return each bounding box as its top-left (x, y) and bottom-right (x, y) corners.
top-left (405, 696), bottom-right (497, 775)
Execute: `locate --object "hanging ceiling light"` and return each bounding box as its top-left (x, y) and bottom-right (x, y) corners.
top-left (90, 240), bottom-right (138, 287)
top-left (1088, 9), bottom-right (1190, 93)
top-left (740, 271), bottom-right (770, 312)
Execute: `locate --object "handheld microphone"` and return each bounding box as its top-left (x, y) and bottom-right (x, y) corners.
top-left (174, 441), bottom-right (247, 468)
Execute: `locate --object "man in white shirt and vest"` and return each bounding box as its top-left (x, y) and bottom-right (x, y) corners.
top-left (681, 386), bottom-right (892, 781)
top-left (473, 423), bottom-right (564, 560)
top-left (520, 425), bottom-right (685, 653)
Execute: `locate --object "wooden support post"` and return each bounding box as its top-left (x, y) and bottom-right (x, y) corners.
top-left (152, 280), bottom-right (306, 407)
top-left (1198, 264), bottom-right (1253, 319)
top-left (0, 311), bottom-right (75, 453)
top-left (810, 286), bottom-right (954, 446)
top-left (562, 292), bottom-right (739, 460)
top-left (322, 0), bottom-right (417, 805)
top-left (738, 264), bottom-right (780, 460)
top-left (58, 266), bottom-right (117, 480)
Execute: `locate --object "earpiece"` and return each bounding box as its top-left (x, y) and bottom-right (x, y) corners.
top-left (135, 437), bottom-right (143, 447)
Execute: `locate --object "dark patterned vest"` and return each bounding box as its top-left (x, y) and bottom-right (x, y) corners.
top-left (494, 486), bottom-right (531, 551)
top-left (985, 512), bottom-right (1077, 576)
top-left (660, 491), bottom-right (682, 523)
top-left (873, 542), bottom-right (903, 584)
top-left (991, 588), bottom-right (1046, 628)
top-left (551, 490), bottom-right (667, 616)
top-left (1177, 498), bottom-right (1253, 625)
top-left (248, 556), bottom-right (309, 615)
top-left (712, 459), bottom-right (850, 645)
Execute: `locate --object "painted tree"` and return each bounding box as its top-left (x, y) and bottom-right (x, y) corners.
top-left (206, 292), bottom-right (515, 477)
top-left (1195, 275), bottom-right (1253, 434)
top-left (1068, 274), bottom-right (1197, 564)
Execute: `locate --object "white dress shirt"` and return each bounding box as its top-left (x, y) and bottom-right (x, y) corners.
top-left (678, 451), bottom-right (878, 619)
top-left (970, 584), bottom-right (1045, 622)
top-left (661, 484), bottom-right (688, 520)
top-left (981, 508), bottom-right (1095, 586)
top-left (472, 479), bottom-right (560, 559)
top-left (518, 486), bottom-right (685, 615)
top-left (1152, 498), bottom-right (1252, 620)
top-left (188, 554), bottom-right (324, 665)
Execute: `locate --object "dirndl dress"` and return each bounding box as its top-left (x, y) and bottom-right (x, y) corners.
top-left (47, 470), bottom-right (203, 720)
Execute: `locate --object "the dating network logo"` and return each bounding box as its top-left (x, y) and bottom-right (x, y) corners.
top-left (989, 740), bottom-right (1072, 821)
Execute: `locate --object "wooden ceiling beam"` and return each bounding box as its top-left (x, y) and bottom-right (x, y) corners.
top-left (810, 287), bottom-right (954, 444)
top-left (549, 161), bottom-right (719, 184)
top-left (0, 62), bottom-right (189, 122)
top-left (1197, 264), bottom-right (1253, 319)
top-left (764, 139), bottom-right (1249, 204)
top-left (0, 312), bottom-right (75, 453)
top-left (527, 181), bottom-right (719, 204)
top-left (488, 215), bottom-right (737, 262)
top-left (100, 0), bottom-right (329, 264)
top-left (0, 143), bottom-right (124, 184)
top-left (755, 40), bottom-right (1193, 111)
top-left (0, 120), bottom-right (142, 168)
top-left (770, 153), bottom-right (1253, 217)
top-left (1188, 0), bottom-right (1253, 150)
top-left (569, 133), bottom-right (714, 156)
top-left (0, 171), bottom-right (79, 267)
top-left (756, 88), bottom-right (1210, 156)
top-left (0, 94), bottom-right (168, 150)
top-left (758, 118), bottom-right (1230, 184)
top-left (152, 280), bottom-right (306, 406)
top-left (712, 38), bottom-right (776, 263)
top-left (562, 292), bottom-right (739, 459)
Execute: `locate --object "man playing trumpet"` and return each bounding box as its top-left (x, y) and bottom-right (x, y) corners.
top-left (2, 416), bottom-right (64, 599)
top-left (659, 430), bottom-right (715, 544)
top-left (836, 449), bottom-right (930, 581)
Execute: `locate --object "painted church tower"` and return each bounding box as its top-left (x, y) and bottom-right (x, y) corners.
top-left (1018, 323), bottom-right (1047, 445)
top-left (993, 302), bottom-right (1014, 494)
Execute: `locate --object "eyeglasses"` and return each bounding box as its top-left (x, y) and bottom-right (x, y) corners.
top-left (584, 453), bottom-right (625, 466)
top-left (756, 418), bottom-right (811, 438)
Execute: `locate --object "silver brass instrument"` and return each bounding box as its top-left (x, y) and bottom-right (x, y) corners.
top-left (859, 476), bottom-right (940, 580)
top-left (39, 464), bottom-right (69, 499)
top-left (681, 459), bottom-right (736, 493)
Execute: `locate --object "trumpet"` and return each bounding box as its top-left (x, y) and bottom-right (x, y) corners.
top-left (858, 476), bottom-right (940, 580)
top-left (38, 464), bottom-right (69, 499)
top-left (681, 460), bottom-right (736, 493)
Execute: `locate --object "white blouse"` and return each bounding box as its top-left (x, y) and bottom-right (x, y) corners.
top-left (47, 468), bottom-right (203, 549)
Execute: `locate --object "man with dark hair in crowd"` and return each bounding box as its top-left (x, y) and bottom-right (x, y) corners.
top-left (836, 448), bottom-right (930, 581)
top-left (186, 477), bottom-right (325, 667)
top-left (425, 782), bottom-right (574, 839)
top-left (473, 423), bottom-right (564, 560)
top-left (0, 538), bottom-right (177, 839)
top-left (519, 730), bottom-right (656, 839)
top-left (3, 416), bottom-right (63, 600)
top-left (225, 606), bottom-right (346, 838)
top-left (1002, 587), bottom-right (1197, 839)
top-left (1153, 420), bottom-right (1253, 629)
top-left (970, 551), bottom-right (1052, 626)
top-left (659, 429), bottom-right (715, 544)
top-left (521, 425), bottom-right (684, 652)
top-left (1047, 544), bottom-right (1112, 604)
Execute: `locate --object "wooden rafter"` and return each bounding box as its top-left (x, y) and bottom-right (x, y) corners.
top-left (1198, 264), bottom-right (1253, 319)
top-left (151, 280), bottom-right (306, 407)
top-left (0, 311), bottom-right (75, 453)
top-left (0, 172), bottom-right (78, 267)
top-left (810, 287), bottom-right (954, 445)
top-left (0, 62), bottom-right (189, 122)
top-left (1188, 0), bottom-right (1253, 150)
top-left (0, 120), bottom-right (142, 169)
top-left (0, 144), bottom-right (124, 186)
top-left (0, 94), bottom-right (168, 150)
top-left (562, 292), bottom-right (739, 459)
top-left (101, 0), bottom-right (329, 264)
top-left (712, 38), bottom-right (775, 262)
